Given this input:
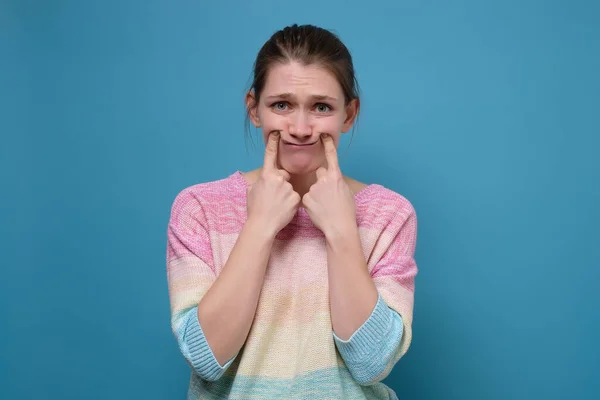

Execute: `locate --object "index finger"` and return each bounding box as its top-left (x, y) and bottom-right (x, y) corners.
top-left (263, 130), bottom-right (280, 170)
top-left (321, 134), bottom-right (340, 172)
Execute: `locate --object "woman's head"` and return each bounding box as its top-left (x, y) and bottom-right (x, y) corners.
top-left (246, 24), bottom-right (360, 175)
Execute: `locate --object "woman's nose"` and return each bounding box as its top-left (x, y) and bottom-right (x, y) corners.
top-left (289, 112), bottom-right (312, 139)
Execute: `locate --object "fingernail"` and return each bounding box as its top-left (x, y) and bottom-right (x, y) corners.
top-left (272, 130), bottom-right (280, 137)
top-left (321, 133), bottom-right (329, 139)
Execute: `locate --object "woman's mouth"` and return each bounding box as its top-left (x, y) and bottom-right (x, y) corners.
top-left (282, 140), bottom-right (318, 148)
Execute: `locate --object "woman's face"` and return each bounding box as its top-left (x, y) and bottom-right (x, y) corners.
top-left (248, 61), bottom-right (358, 175)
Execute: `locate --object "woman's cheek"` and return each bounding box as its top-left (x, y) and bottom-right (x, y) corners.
top-left (315, 117), bottom-right (343, 138)
top-left (260, 115), bottom-right (287, 143)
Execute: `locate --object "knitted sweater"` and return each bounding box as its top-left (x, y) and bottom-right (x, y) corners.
top-left (166, 171), bottom-right (418, 400)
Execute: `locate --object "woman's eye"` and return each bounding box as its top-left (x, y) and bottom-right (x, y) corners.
top-left (273, 102), bottom-right (288, 111)
top-left (315, 103), bottom-right (331, 113)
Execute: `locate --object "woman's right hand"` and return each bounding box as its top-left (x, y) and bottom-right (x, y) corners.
top-left (246, 131), bottom-right (301, 237)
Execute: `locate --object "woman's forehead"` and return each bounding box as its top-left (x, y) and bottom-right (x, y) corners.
top-left (263, 62), bottom-right (344, 99)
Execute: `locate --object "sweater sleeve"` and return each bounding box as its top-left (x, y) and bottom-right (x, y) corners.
top-left (166, 188), bottom-right (237, 381)
top-left (333, 196), bottom-right (418, 386)
top-left (332, 293), bottom-right (404, 386)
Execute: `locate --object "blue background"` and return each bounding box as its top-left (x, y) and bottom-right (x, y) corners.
top-left (1, 0), bottom-right (599, 399)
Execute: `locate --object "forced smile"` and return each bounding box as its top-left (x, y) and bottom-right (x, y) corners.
top-left (282, 140), bottom-right (319, 147)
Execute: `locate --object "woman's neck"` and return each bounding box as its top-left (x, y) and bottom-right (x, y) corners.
top-left (242, 168), bottom-right (317, 200)
top-left (288, 171), bottom-right (317, 199)
top-left (242, 168), bottom-right (366, 200)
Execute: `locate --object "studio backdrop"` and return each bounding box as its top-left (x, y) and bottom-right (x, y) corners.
top-left (1, 1), bottom-right (598, 399)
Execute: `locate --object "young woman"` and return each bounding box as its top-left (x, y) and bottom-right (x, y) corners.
top-left (166, 24), bottom-right (418, 400)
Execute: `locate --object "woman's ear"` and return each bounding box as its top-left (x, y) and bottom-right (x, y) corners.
top-left (245, 91), bottom-right (261, 127)
top-left (341, 98), bottom-right (359, 133)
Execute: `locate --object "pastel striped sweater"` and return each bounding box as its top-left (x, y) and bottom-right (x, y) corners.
top-left (166, 171), bottom-right (418, 399)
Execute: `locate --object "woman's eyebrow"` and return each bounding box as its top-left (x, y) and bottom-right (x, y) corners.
top-left (265, 93), bottom-right (294, 101)
top-left (265, 93), bottom-right (338, 102)
top-left (311, 94), bottom-right (338, 102)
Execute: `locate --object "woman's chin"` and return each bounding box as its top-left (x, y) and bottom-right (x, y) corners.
top-left (280, 160), bottom-right (320, 176)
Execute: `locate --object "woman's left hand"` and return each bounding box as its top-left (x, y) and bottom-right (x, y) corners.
top-left (303, 134), bottom-right (357, 238)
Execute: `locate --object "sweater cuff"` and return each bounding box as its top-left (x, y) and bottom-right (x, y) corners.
top-left (183, 307), bottom-right (237, 381)
top-left (332, 293), bottom-right (403, 365)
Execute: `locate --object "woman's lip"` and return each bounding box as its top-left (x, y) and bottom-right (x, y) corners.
top-left (283, 141), bottom-right (318, 147)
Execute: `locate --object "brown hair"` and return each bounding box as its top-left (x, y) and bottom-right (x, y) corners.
top-left (245, 24), bottom-right (360, 140)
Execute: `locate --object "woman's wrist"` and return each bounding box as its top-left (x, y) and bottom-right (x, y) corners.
top-left (324, 223), bottom-right (360, 250)
top-left (244, 216), bottom-right (278, 243)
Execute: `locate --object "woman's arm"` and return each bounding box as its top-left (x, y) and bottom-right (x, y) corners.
top-left (167, 186), bottom-right (289, 381)
top-left (167, 190), bottom-right (275, 380)
top-left (197, 132), bottom-right (300, 367)
top-left (326, 203), bottom-right (417, 386)
top-left (196, 220), bottom-right (274, 366)
top-left (301, 135), bottom-right (417, 385)
top-left (325, 227), bottom-right (379, 341)
top-left (325, 227), bottom-right (405, 386)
